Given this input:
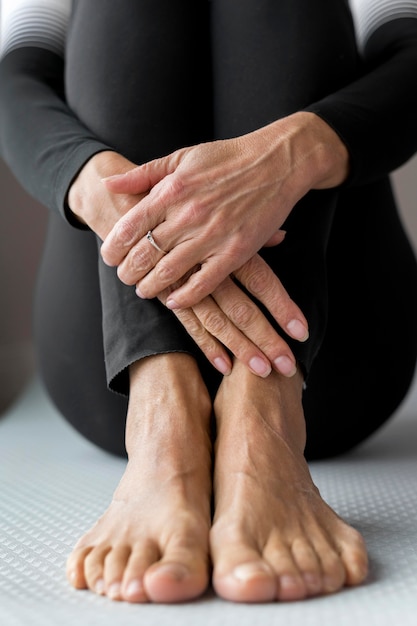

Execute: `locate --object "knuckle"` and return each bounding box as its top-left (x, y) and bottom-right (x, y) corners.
top-left (113, 217), bottom-right (138, 247)
top-left (175, 311), bottom-right (206, 339)
top-left (154, 260), bottom-right (177, 285)
top-left (228, 300), bottom-right (258, 329)
top-left (129, 247), bottom-right (150, 273)
top-left (200, 310), bottom-right (229, 337)
top-left (157, 173), bottom-right (184, 202)
top-left (244, 264), bottom-right (274, 296)
top-left (189, 271), bottom-right (212, 300)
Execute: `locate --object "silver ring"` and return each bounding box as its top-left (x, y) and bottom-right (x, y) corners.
top-left (146, 230), bottom-right (167, 255)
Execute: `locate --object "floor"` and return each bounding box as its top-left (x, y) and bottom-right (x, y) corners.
top-left (1, 374), bottom-right (416, 626)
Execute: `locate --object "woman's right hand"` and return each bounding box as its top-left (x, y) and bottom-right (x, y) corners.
top-left (67, 150), bottom-right (144, 241)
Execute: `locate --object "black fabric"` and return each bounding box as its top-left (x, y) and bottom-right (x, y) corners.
top-left (306, 18), bottom-right (417, 186)
top-left (0, 47), bottom-right (111, 225)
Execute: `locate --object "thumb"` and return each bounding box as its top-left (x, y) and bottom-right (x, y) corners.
top-left (101, 152), bottom-right (178, 194)
top-left (263, 229), bottom-right (286, 247)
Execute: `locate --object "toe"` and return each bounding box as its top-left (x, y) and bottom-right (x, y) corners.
top-left (103, 545), bottom-right (131, 600)
top-left (121, 542), bottom-right (160, 603)
top-left (66, 546), bottom-right (92, 590)
top-left (264, 539), bottom-right (306, 601)
top-left (338, 527), bottom-right (369, 587)
top-left (312, 536), bottom-right (346, 594)
top-left (145, 546), bottom-right (209, 603)
top-left (83, 545), bottom-right (112, 595)
top-left (212, 535), bottom-right (277, 603)
top-left (291, 537), bottom-right (323, 597)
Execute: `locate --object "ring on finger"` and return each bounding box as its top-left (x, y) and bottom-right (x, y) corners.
top-left (146, 230), bottom-right (167, 255)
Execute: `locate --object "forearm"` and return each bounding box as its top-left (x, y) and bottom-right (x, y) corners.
top-left (0, 47), bottom-right (112, 222)
top-left (305, 17), bottom-right (417, 184)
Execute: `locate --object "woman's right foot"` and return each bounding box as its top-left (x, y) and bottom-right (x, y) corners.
top-left (66, 353), bottom-right (213, 603)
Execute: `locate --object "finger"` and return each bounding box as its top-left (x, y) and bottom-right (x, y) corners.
top-left (100, 195), bottom-right (166, 267)
top-left (157, 295), bottom-right (233, 376)
top-left (263, 229), bottom-right (286, 247)
top-left (190, 296), bottom-right (273, 378)
top-left (102, 151), bottom-right (180, 194)
top-left (211, 278), bottom-right (297, 378)
top-left (101, 162), bottom-right (190, 267)
top-left (135, 239), bottom-right (220, 300)
top-left (117, 233), bottom-right (168, 287)
top-left (155, 256), bottom-right (235, 309)
top-left (234, 255), bottom-right (309, 342)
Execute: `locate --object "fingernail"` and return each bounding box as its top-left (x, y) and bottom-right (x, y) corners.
top-left (95, 579), bottom-right (105, 595)
top-left (214, 357), bottom-right (232, 375)
top-left (136, 286), bottom-right (145, 298)
top-left (273, 356), bottom-right (297, 377)
top-left (287, 319), bottom-right (309, 341)
top-left (165, 298), bottom-right (179, 309)
top-left (249, 356), bottom-right (272, 377)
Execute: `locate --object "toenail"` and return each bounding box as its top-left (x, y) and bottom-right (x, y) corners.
top-left (153, 564), bottom-right (189, 581)
top-left (303, 573), bottom-right (321, 592)
top-left (279, 575), bottom-right (301, 592)
top-left (233, 563), bottom-right (272, 582)
top-left (107, 582), bottom-right (121, 599)
top-left (95, 579), bottom-right (105, 595)
top-left (323, 576), bottom-right (339, 593)
top-left (126, 579), bottom-right (144, 598)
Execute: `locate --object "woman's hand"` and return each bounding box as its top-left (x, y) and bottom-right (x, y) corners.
top-left (100, 111), bottom-right (349, 308)
top-left (158, 252), bottom-right (309, 378)
top-left (67, 150), bottom-right (143, 240)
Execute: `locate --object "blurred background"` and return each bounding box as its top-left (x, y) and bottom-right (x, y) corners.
top-left (1, 153), bottom-right (416, 413)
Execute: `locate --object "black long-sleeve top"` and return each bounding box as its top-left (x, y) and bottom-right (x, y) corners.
top-left (0, 0), bottom-right (416, 226)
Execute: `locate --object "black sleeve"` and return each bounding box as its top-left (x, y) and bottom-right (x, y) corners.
top-left (305, 18), bottom-right (417, 186)
top-left (0, 46), bottom-right (113, 225)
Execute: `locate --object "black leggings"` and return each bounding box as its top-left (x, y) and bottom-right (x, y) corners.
top-left (34, 0), bottom-right (417, 459)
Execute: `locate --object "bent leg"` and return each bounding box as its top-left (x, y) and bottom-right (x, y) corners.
top-left (209, 0), bottom-right (370, 603)
top-left (304, 181), bottom-right (417, 459)
top-left (33, 212), bottom-right (128, 456)
top-left (35, 3), bottom-right (219, 602)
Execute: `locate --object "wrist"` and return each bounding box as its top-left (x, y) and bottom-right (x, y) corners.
top-left (67, 150), bottom-right (137, 237)
top-left (67, 150), bottom-right (118, 224)
top-left (287, 111), bottom-right (350, 189)
top-left (260, 111), bottom-right (350, 201)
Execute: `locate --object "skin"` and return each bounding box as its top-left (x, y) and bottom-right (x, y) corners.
top-left (100, 112), bottom-right (349, 309)
top-left (65, 112), bottom-right (369, 602)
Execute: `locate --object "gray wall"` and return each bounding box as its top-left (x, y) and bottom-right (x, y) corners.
top-left (1, 154), bottom-right (417, 411)
top-left (0, 159), bottom-right (47, 411)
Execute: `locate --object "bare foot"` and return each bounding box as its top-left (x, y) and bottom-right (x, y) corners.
top-left (210, 361), bottom-right (368, 602)
top-left (66, 353), bottom-right (213, 603)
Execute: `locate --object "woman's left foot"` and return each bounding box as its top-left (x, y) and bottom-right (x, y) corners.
top-left (211, 362), bottom-right (369, 602)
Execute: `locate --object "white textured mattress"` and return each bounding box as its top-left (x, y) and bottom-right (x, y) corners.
top-left (1, 375), bottom-right (416, 626)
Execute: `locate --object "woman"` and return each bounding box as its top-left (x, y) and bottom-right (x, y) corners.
top-left (1, 0), bottom-right (417, 604)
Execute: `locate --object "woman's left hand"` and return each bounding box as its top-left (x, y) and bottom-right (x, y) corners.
top-left (100, 112), bottom-right (349, 309)
top-left (157, 251), bottom-right (309, 379)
